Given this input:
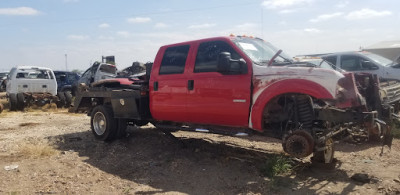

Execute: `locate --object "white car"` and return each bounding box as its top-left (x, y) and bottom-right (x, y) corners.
top-left (6, 66), bottom-right (69, 110)
top-left (321, 51), bottom-right (400, 81)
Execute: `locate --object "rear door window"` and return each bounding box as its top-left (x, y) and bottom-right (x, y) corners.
top-left (159, 45), bottom-right (190, 75)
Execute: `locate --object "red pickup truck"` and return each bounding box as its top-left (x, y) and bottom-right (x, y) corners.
top-left (73, 36), bottom-right (391, 164)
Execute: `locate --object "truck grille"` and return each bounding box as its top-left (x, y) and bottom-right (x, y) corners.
top-left (380, 80), bottom-right (400, 104)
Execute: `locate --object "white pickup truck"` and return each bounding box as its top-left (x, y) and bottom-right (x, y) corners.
top-left (6, 66), bottom-right (71, 110)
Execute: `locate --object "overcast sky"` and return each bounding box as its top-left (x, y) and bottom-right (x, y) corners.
top-left (0, 0), bottom-right (399, 71)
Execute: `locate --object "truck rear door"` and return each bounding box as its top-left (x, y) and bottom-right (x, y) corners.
top-left (185, 40), bottom-right (252, 127)
top-left (149, 44), bottom-right (192, 122)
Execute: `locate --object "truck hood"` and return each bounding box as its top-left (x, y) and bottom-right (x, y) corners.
top-left (252, 65), bottom-right (344, 100)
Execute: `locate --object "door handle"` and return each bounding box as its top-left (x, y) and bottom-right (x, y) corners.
top-left (154, 81), bottom-right (158, 91)
top-left (188, 80), bottom-right (194, 90)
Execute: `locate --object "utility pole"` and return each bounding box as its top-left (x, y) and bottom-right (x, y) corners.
top-left (65, 53), bottom-right (68, 71)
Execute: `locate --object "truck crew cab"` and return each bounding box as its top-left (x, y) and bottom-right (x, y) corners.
top-left (73, 36), bottom-right (391, 164)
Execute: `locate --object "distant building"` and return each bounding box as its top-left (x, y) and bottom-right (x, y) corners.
top-left (363, 40), bottom-right (400, 62)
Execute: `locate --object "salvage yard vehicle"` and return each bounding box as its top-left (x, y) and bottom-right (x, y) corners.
top-left (54, 71), bottom-right (80, 94)
top-left (0, 71), bottom-right (9, 92)
top-left (321, 51), bottom-right (400, 81)
top-left (72, 36), bottom-right (394, 164)
top-left (72, 62), bottom-right (117, 96)
top-left (6, 66), bottom-right (70, 110)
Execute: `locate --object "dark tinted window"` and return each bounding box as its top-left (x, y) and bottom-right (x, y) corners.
top-left (194, 41), bottom-right (240, 73)
top-left (341, 55), bottom-right (360, 71)
top-left (324, 56), bottom-right (337, 65)
top-left (68, 73), bottom-right (78, 82)
top-left (99, 64), bottom-right (117, 74)
top-left (322, 56), bottom-right (338, 70)
top-left (55, 73), bottom-right (66, 82)
top-left (159, 45), bottom-right (190, 75)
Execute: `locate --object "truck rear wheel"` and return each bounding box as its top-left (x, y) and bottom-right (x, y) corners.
top-left (16, 93), bottom-right (25, 111)
top-left (57, 92), bottom-right (66, 108)
top-left (91, 105), bottom-right (117, 141)
top-left (64, 91), bottom-right (72, 108)
top-left (9, 93), bottom-right (17, 111)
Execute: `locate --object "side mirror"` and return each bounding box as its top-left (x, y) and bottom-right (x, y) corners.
top-left (217, 52), bottom-right (247, 74)
top-left (217, 52), bottom-right (231, 73)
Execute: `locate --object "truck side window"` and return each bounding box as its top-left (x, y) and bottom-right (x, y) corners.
top-left (194, 41), bottom-right (240, 73)
top-left (159, 45), bottom-right (190, 75)
top-left (340, 55), bottom-right (360, 71)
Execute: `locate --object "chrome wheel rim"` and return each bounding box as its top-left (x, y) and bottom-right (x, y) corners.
top-left (93, 112), bottom-right (106, 135)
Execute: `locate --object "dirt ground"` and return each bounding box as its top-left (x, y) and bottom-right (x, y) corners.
top-left (0, 97), bottom-right (400, 194)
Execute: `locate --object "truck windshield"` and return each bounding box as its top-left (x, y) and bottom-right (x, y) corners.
top-left (16, 69), bottom-right (53, 79)
top-left (233, 37), bottom-right (293, 66)
top-left (99, 64), bottom-right (117, 74)
top-left (362, 52), bottom-right (393, 66)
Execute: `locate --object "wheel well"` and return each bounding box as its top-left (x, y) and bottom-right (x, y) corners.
top-left (61, 86), bottom-right (72, 92)
top-left (261, 93), bottom-right (316, 136)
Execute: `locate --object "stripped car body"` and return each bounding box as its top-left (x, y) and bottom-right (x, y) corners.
top-left (294, 56), bottom-right (397, 145)
top-left (6, 66), bottom-right (69, 110)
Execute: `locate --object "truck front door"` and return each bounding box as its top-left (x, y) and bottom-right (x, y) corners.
top-left (186, 40), bottom-right (252, 127)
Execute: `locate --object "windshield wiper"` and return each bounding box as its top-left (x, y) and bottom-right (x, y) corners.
top-left (268, 50), bottom-right (282, 66)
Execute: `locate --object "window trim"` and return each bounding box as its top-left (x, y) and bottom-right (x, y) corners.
top-left (159, 45), bottom-right (190, 75)
top-left (194, 40), bottom-right (241, 73)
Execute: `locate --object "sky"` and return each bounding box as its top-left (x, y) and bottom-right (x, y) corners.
top-left (0, 0), bottom-right (399, 72)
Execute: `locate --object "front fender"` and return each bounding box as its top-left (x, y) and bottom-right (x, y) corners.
top-left (250, 79), bottom-right (334, 131)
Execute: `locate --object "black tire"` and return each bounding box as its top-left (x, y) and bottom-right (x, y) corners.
top-left (0, 102), bottom-right (4, 113)
top-left (71, 85), bottom-right (77, 96)
top-left (9, 93), bottom-right (17, 111)
top-left (312, 138), bottom-right (335, 164)
top-left (16, 93), bottom-right (25, 111)
top-left (0, 82), bottom-right (5, 92)
top-left (64, 91), bottom-right (73, 108)
top-left (57, 92), bottom-right (66, 108)
top-left (90, 105), bottom-right (117, 141)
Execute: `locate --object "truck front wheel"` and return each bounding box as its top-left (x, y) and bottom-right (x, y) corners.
top-left (91, 105), bottom-right (117, 141)
top-left (9, 93), bottom-right (18, 111)
top-left (312, 138), bottom-right (335, 164)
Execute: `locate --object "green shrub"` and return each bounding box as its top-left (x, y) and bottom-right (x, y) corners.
top-left (261, 155), bottom-right (292, 178)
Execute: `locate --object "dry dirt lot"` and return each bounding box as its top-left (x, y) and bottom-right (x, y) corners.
top-left (0, 97), bottom-right (399, 194)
